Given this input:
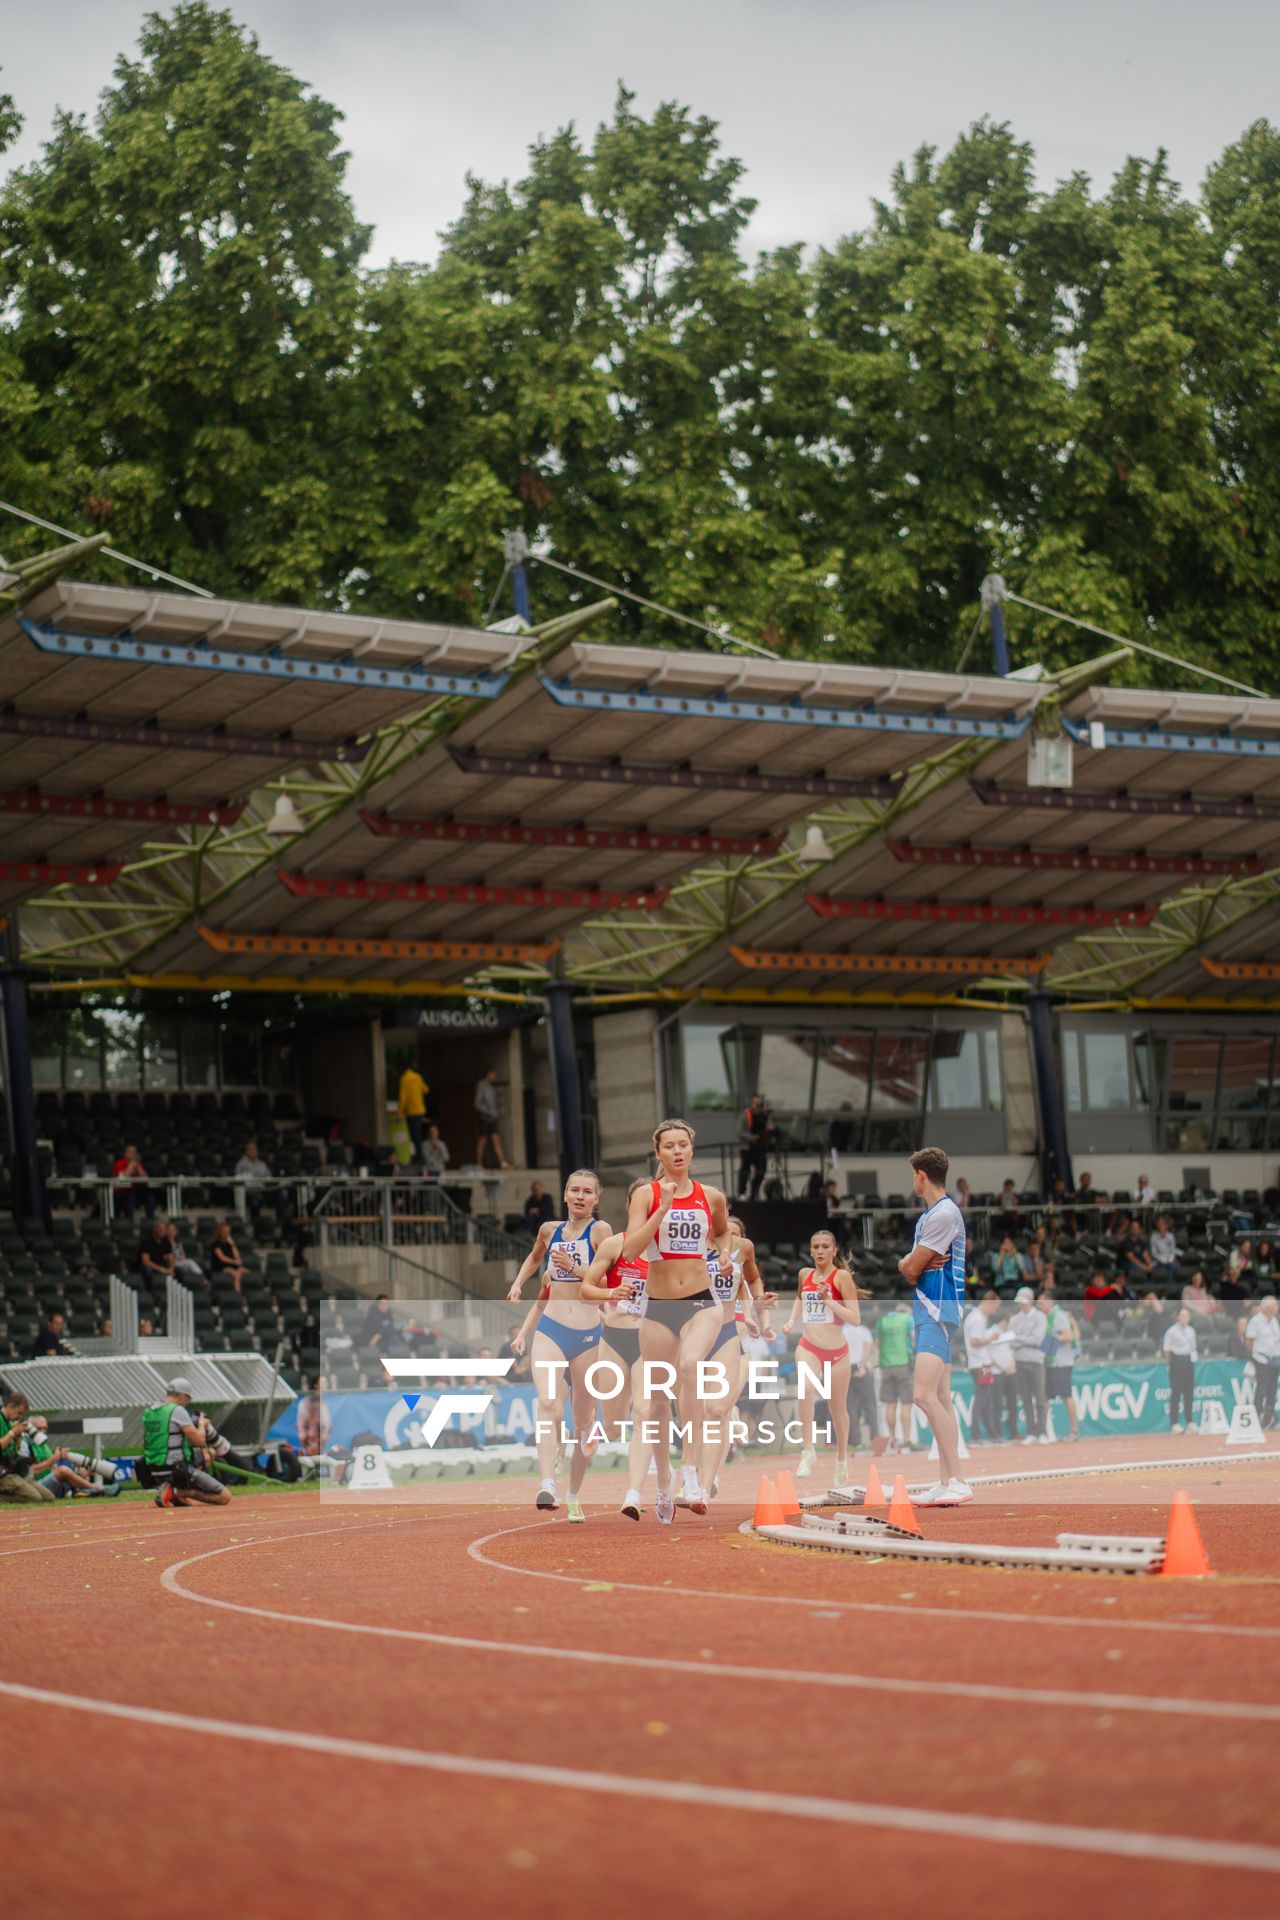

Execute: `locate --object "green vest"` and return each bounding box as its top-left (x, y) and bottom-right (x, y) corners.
top-left (143, 1401), bottom-right (190, 1468)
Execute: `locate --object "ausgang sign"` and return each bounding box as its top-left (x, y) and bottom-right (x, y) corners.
top-left (384, 1003), bottom-right (531, 1033)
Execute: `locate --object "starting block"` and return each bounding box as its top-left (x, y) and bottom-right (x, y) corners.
top-left (798, 1486), bottom-right (864, 1510)
top-left (752, 1521), bottom-right (1165, 1574)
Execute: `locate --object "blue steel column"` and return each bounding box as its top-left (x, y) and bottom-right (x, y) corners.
top-left (1026, 990), bottom-right (1073, 1199)
top-left (503, 530), bottom-right (531, 625)
top-left (544, 974), bottom-right (585, 1181)
top-left (1, 912), bottom-right (51, 1229)
top-left (981, 573), bottom-right (1010, 677)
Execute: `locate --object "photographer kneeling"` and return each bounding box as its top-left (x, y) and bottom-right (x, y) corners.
top-left (141, 1378), bottom-right (231, 1509)
top-left (0, 1389), bottom-right (56, 1502)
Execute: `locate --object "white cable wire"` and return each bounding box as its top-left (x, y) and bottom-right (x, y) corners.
top-left (532, 552), bottom-right (779, 660)
top-left (1003, 590), bottom-right (1266, 699)
top-left (0, 498), bottom-right (214, 598)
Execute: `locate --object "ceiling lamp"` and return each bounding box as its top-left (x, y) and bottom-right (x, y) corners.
top-left (265, 793), bottom-right (305, 838)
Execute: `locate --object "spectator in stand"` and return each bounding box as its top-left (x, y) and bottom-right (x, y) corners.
top-left (359, 1294), bottom-right (400, 1353)
top-left (29, 1310), bottom-right (72, 1360)
top-left (1149, 1214), bottom-right (1180, 1291)
top-left (1133, 1291), bottom-right (1171, 1350)
top-left (844, 1318), bottom-right (878, 1449)
top-left (997, 1177), bottom-right (1020, 1231)
top-left (1227, 1240), bottom-right (1255, 1290)
top-left (473, 1067), bottom-right (511, 1170)
top-left (167, 1221), bottom-right (202, 1281)
top-left (1074, 1171), bottom-right (1097, 1222)
top-left (111, 1142), bottom-right (153, 1219)
top-left (1119, 1218), bottom-right (1154, 1289)
top-left (823, 1180), bottom-right (843, 1219)
top-left (963, 1290), bottom-right (1003, 1445)
top-left (209, 1220), bottom-right (249, 1294)
top-left (398, 1062), bottom-right (429, 1166)
top-left (1008, 1286), bottom-right (1049, 1443)
top-left (1020, 1227), bottom-right (1049, 1288)
top-left (874, 1301), bottom-right (914, 1453)
top-left (138, 1316), bottom-right (156, 1337)
top-left (0, 1390), bottom-right (55, 1502)
top-left (1042, 1292), bottom-right (1081, 1441)
top-left (235, 1139), bottom-right (290, 1225)
top-left (952, 1177), bottom-right (973, 1221)
top-left (1083, 1268), bottom-right (1122, 1324)
top-left (138, 1215), bottom-right (176, 1290)
top-left (521, 1181), bottom-right (556, 1233)
top-left (422, 1124), bottom-right (450, 1179)
top-left (1219, 1262), bottom-right (1249, 1302)
top-left (1255, 1240), bottom-right (1275, 1282)
top-left (989, 1236), bottom-right (1022, 1296)
top-left (1180, 1269), bottom-right (1219, 1319)
top-left (1163, 1307), bottom-right (1198, 1433)
top-left (987, 1305), bottom-right (1020, 1440)
top-left (1245, 1295), bottom-right (1280, 1430)
top-left (1133, 1172), bottom-right (1155, 1211)
top-left (735, 1092), bottom-right (773, 1202)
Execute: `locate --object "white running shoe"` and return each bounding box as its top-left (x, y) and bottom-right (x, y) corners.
top-left (1021, 1434), bottom-right (1038, 1445)
top-left (681, 1466), bottom-right (708, 1515)
top-left (620, 1489), bottom-right (642, 1521)
top-left (1171, 1423), bottom-right (1184, 1435)
top-left (796, 1447), bottom-right (818, 1479)
top-left (942, 1478), bottom-right (974, 1505)
top-left (914, 1480), bottom-right (953, 1506)
top-left (833, 1459), bottom-right (850, 1488)
top-left (535, 1479), bottom-right (558, 1511)
top-left (1039, 1433), bottom-right (1052, 1444)
top-left (656, 1485), bottom-right (676, 1525)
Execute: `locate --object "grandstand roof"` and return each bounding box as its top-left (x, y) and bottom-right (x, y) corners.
top-left (9, 562), bottom-right (1280, 1008)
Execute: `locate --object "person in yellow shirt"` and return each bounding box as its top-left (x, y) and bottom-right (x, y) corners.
top-left (398, 1065), bottom-right (429, 1165)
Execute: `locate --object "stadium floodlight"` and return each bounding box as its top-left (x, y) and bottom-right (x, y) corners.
top-left (265, 793), bottom-right (305, 837)
top-left (1026, 735), bottom-right (1074, 788)
top-left (797, 822), bottom-right (835, 865)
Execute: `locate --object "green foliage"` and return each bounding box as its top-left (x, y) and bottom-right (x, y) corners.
top-left (2, 14), bottom-right (1280, 688)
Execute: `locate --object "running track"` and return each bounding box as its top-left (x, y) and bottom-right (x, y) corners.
top-left (5, 1450), bottom-right (1280, 1920)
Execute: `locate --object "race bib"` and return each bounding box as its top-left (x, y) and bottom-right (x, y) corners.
top-left (665, 1208), bottom-right (703, 1253)
top-left (802, 1290), bottom-right (832, 1323)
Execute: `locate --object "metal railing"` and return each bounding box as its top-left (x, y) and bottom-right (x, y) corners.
top-left (312, 1178), bottom-right (525, 1266)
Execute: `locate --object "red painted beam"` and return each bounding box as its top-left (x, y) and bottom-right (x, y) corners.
top-left (359, 812), bottom-right (783, 858)
top-left (806, 893), bottom-right (1156, 929)
top-left (0, 858), bottom-right (124, 887)
top-left (887, 839), bottom-right (1264, 879)
top-left (277, 871), bottom-right (671, 911)
top-left (0, 789), bottom-right (244, 827)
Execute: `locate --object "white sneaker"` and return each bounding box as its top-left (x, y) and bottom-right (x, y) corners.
top-left (1039, 1433), bottom-right (1052, 1444)
top-left (943, 1478), bottom-right (974, 1505)
top-left (656, 1485), bottom-right (676, 1525)
top-left (620, 1488), bottom-right (642, 1521)
top-left (535, 1479), bottom-right (559, 1511)
top-left (914, 1480), bottom-right (953, 1506)
top-left (1021, 1434), bottom-right (1038, 1445)
top-left (796, 1447), bottom-right (817, 1478)
top-left (1171, 1423), bottom-right (1184, 1435)
top-left (681, 1466), bottom-right (707, 1515)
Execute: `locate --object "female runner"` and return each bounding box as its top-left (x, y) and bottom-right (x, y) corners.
top-left (699, 1215), bottom-right (776, 1499)
top-left (578, 1179), bottom-right (674, 1522)
top-left (781, 1229), bottom-right (865, 1484)
top-left (623, 1118), bottom-right (731, 1515)
top-left (507, 1168), bottom-right (611, 1520)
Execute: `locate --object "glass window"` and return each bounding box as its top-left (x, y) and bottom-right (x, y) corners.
top-left (870, 1033), bottom-right (928, 1113)
top-left (929, 1031), bottom-right (983, 1110)
top-left (100, 1008), bottom-right (143, 1088)
top-left (220, 1021), bottom-right (260, 1086)
top-left (1133, 1035), bottom-right (1156, 1110)
top-left (813, 1032), bottom-right (873, 1115)
top-left (63, 1009), bottom-right (103, 1089)
top-left (1163, 1037), bottom-right (1220, 1151)
top-left (1083, 1032), bottom-right (1130, 1110)
top-left (1216, 1037), bottom-right (1273, 1150)
top-left (682, 1027), bottom-right (736, 1112)
top-left (983, 1028), bottom-right (1003, 1111)
top-left (753, 1032), bottom-right (816, 1116)
top-left (1063, 1031), bottom-right (1082, 1112)
top-left (181, 1021), bottom-right (219, 1090)
top-left (141, 1016), bottom-right (179, 1088)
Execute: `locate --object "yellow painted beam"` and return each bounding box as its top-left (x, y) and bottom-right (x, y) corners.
top-left (728, 945), bottom-right (1048, 978)
top-left (198, 927), bottom-right (560, 965)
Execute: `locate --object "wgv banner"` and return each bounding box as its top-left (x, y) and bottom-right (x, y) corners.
top-left (273, 1359), bottom-right (1259, 1452)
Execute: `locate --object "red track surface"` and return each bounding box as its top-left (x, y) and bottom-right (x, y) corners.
top-left (6, 1447), bottom-right (1280, 1920)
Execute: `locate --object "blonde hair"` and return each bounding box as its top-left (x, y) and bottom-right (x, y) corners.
top-left (652, 1118), bottom-right (695, 1152)
top-left (808, 1227), bottom-right (871, 1299)
top-left (563, 1168), bottom-right (601, 1197)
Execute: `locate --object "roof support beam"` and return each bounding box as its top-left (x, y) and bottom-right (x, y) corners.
top-left (539, 674), bottom-right (1036, 741)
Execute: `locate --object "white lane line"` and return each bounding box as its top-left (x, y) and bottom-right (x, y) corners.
top-left (468, 1519), bottom-right (1280, 1640)
top-left (159, 1531), bottom-right (1280, 1727)
top-left (0, 1510), bottom-right (347, 1559)
top-left (1, 1676), bottom-right (1277, 1875)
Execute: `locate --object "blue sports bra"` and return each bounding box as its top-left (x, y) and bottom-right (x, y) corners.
top-left (544, 1218), bottom-right (594, 1282)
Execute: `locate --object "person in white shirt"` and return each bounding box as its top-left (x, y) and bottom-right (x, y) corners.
top-left (1007, 1286), bottom-right (1049, 1443)
top-left (1245, 1295), bottom-right (1280, 1430)
top-left (1134, 1174), bottom-right (1155, 1211)
top-left (844, 1321), bottom-right (878, 1449)
top-left (1149, 1215), bottom-right (1179, 1289)
top-left (963, 1291), bottom-right (1002, 1444)
top-left (1162, 1307), bottom-right (1198, 1432)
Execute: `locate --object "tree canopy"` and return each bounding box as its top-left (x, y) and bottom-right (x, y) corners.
top-left (2, 5), bottom-right (1279, 688)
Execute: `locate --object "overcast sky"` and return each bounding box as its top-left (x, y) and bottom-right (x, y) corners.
top-left (3, 1), bottom-right (1279, 265)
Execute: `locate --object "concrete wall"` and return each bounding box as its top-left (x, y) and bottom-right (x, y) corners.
top-left (1001, 1012), bottom-right (1038, 1156)
top-left (594, 1007), bottom-right (659, 1169)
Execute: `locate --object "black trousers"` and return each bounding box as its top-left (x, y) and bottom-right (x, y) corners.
top-left (1167, 1354), bottom-right (1195, 1427)
top-left (971, 1375), bottom-right (1001, 1443)
top-left (1015, 1362), bottom-right (1044, 1438)
top-left (737, 1146), bottom-right (766, 1200)
top-left (1255, 1358), bottom-right (1280, 1429)
top-left (992, 1372), bottom-right (1020, 1438)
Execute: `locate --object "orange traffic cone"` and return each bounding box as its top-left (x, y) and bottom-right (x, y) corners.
top-left (863, 1461), bottom-right (886, 1509)
top-left (1159, 1491), bottom-right (1214, 1578)
top-left (887, 1473), bottom-right (921, 1536)
top-left (753, 1476), bottom-right (785, 1528)
top-left (775, 1469), bottom-right (801, 1519)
